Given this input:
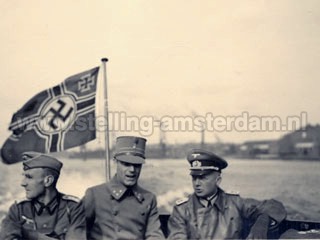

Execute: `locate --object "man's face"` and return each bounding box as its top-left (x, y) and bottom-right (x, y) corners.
top-left (116, 160), bottom-right (142, 187)
top-left (21, 168), bottom-right (46, 200)
top-left (192, 171), bottom-right (221, 198)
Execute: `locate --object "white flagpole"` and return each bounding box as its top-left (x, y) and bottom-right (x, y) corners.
top-left (101, 58), bottom-right (111, 182)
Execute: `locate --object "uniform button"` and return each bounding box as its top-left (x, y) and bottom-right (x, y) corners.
top-left (113, 210), bottom-right (118, 216)
top-left (43, 224), bottom-right (47, 228)
top-left (141, 212), bottom-right (145, 216)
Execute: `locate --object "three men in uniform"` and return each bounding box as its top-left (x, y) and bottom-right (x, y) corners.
top-left (1, 138), bottom-right (287, 239)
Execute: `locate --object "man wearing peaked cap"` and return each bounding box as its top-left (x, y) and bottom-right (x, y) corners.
top-left (0, 152), bottom-right (86, 240)
top-left (83, 136), bottom-right (164, 239)
top-left (187, 149), bottom-right (228, 176)
top-left (113, 135), bottom-right (147, 164)
top-left (168, 149), bottom-right (287, 239)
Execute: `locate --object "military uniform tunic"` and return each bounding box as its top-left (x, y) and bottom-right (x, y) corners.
top-left (83, 176), bottom-right (164, 239)
top-left (0, 193), bottom-right (86, 240)
top-left (168, 188), bottom-right (287, 239)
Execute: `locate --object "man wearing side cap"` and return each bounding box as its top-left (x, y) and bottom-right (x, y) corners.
top-left (83, 136), bottom-right (164, 239)
top-left (168, 149), bottom-right (287, 239)
top-left (0, 152), bottom-right (86, 240)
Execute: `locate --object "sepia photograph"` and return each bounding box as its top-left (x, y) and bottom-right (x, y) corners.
top-left (0, 1), bottom-right (320, 239)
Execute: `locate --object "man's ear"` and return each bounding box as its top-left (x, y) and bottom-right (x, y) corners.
top-left (44, 175), bottom-right (54, 187)
top-left (216, 175), bottom-right (222, 186)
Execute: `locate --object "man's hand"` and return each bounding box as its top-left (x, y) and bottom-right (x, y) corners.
top-left (246, 213), bottom-right (269, 239)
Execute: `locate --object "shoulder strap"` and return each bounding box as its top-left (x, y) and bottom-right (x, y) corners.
top-left (175, 197), bottom-right (189, 206)
top-left (61, 195), bottom-right (80, 203)
top-left (225, 190), bottom-right (240, 196)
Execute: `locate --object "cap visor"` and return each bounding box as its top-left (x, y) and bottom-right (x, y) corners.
top-left (115, 155), bottom-right (145, 164)
top-left (190, 169), bottom-right (215, 176)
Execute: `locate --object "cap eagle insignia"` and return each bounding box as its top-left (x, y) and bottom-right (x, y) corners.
top-left (191, 153), bottom-right (201, 159)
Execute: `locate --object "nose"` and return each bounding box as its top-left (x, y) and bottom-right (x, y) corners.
top-left (21, 178), bottom-right (27, 188)
top-left (128, 165), bottom-right (135, 172)
top-left (195, 178), bottom-right (200, 185)
top-left (194, 177), bottom-right (201, 186)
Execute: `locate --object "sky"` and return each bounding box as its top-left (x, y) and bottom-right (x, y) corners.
top-left (1, 0), bottom-right (320, 148)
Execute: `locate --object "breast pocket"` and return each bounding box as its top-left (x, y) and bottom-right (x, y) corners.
top-left (139, 202), bottom-right (152, 226)
top-left (140, 207), bottom-right (148, 221)
top-left (53, 215), bottom-right (70, 236)
top-left (21, 216), bottom-right (37, 239)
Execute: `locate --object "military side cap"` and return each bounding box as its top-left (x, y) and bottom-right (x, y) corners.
top-left (21, 152), bottom-right (63, 173)
top-left (114, 136), bottom-right (147, 164)
top-left (187, 149), bottom-right (228, 176)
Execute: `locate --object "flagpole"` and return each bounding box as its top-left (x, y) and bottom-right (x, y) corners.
top-left (101, 58), bottom-right (111, 182)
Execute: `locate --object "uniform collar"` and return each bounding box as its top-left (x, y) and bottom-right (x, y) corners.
top-left (199, 193), bottom-right (218, 208)
top-left (108, 175), bottom-right (145, 203)
top-left (33, 193), bottom-right (60, 215)
top-left (193, 188), bottom-right (226, 213)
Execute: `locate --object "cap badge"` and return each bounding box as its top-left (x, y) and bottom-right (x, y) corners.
top-left (191, 153), bottom-right (201, 159)
top-left (192, 160), bottom-right (201, 167)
